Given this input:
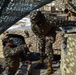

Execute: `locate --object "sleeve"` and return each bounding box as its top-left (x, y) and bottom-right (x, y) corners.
top-left (3, 45), bottom-right (28, 57)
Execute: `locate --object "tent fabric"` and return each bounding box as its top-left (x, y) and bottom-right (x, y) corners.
top-left (0, 0), bottom-right (55, 34)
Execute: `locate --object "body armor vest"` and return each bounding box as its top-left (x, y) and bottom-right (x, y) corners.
top-left (30, 11), bottom-right (52, 36)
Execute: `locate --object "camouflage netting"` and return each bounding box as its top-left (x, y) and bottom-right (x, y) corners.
top-left (0, 0), bottom-right (55, 34)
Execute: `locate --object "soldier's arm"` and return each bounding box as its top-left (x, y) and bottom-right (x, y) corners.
top-left (3, 45), bottom-right (29, 57)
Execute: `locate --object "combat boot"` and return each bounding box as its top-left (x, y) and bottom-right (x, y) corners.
top-left (46, 61), bottom-right (53, 75)
top-left (35, 57), bottom-right (45, 69)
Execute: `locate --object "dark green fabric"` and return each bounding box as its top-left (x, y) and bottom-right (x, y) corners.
top-left (0, 0), bottom-right (54, 34)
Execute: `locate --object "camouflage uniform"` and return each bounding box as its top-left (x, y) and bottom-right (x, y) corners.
top-left (45, 27), bottom-right (56, 61)
top-left (30, 10), bottom-right (56, 63)
top-left (37, 36), bottom-right (45, 58)
top-left (37, 27), bottom-right (56, 61)
top-left (2, 38), bottom-right (29, 75)
top-left (30, 10), bottom-right (57, 74)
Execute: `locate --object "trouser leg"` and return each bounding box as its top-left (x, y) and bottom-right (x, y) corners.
top-left (46, 39), bottom-right (53, 61)
top-left (38, 37), bottom-right (45, 58)
top-left (35, 37), bottom-right (45, 69)
top-left (46, 39), bottom-right (53, 74)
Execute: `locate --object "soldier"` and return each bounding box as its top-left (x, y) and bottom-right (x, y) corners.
top-left (30, 10), bottom-right (56, 74)
top-left (1, 35), bottom-right (31, 75)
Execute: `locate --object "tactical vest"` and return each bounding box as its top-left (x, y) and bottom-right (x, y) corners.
top-left (31, 11), bottom-right (52, 36)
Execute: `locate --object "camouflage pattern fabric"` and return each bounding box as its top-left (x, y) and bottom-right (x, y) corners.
top-left (30, 11), bottom-right (56, 61)
top-left (30, 10), bottom-right (53, 36)
top-left (30, 10), bottom-right (75, 35)
top-left (37, 36), bottom-right (45, 57)
top-left (30, 10), bottom-right (76, 61)
top-left (37, 27), bottom-right (56, 60)
top-left (2, 45), bottom-right (29, 75)
top-left (45, 28), bottom-right (56, 61)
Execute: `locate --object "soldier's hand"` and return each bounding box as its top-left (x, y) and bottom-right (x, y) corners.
top-left (45, 36), bottom-right (53, 40)
top-left (26, 42), bottom-right (32, 48)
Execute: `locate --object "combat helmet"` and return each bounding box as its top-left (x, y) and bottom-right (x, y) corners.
top-left (2, 35), bottom-right (13, 46)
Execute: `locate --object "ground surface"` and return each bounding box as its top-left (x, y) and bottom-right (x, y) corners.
top-left (32, 60), bottom-right (61, 75)
top-left (0, 55), bottom-right (61, 75)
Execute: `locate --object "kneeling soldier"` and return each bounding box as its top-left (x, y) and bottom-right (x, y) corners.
top-left (1, 36), bottom-right (30, 75)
